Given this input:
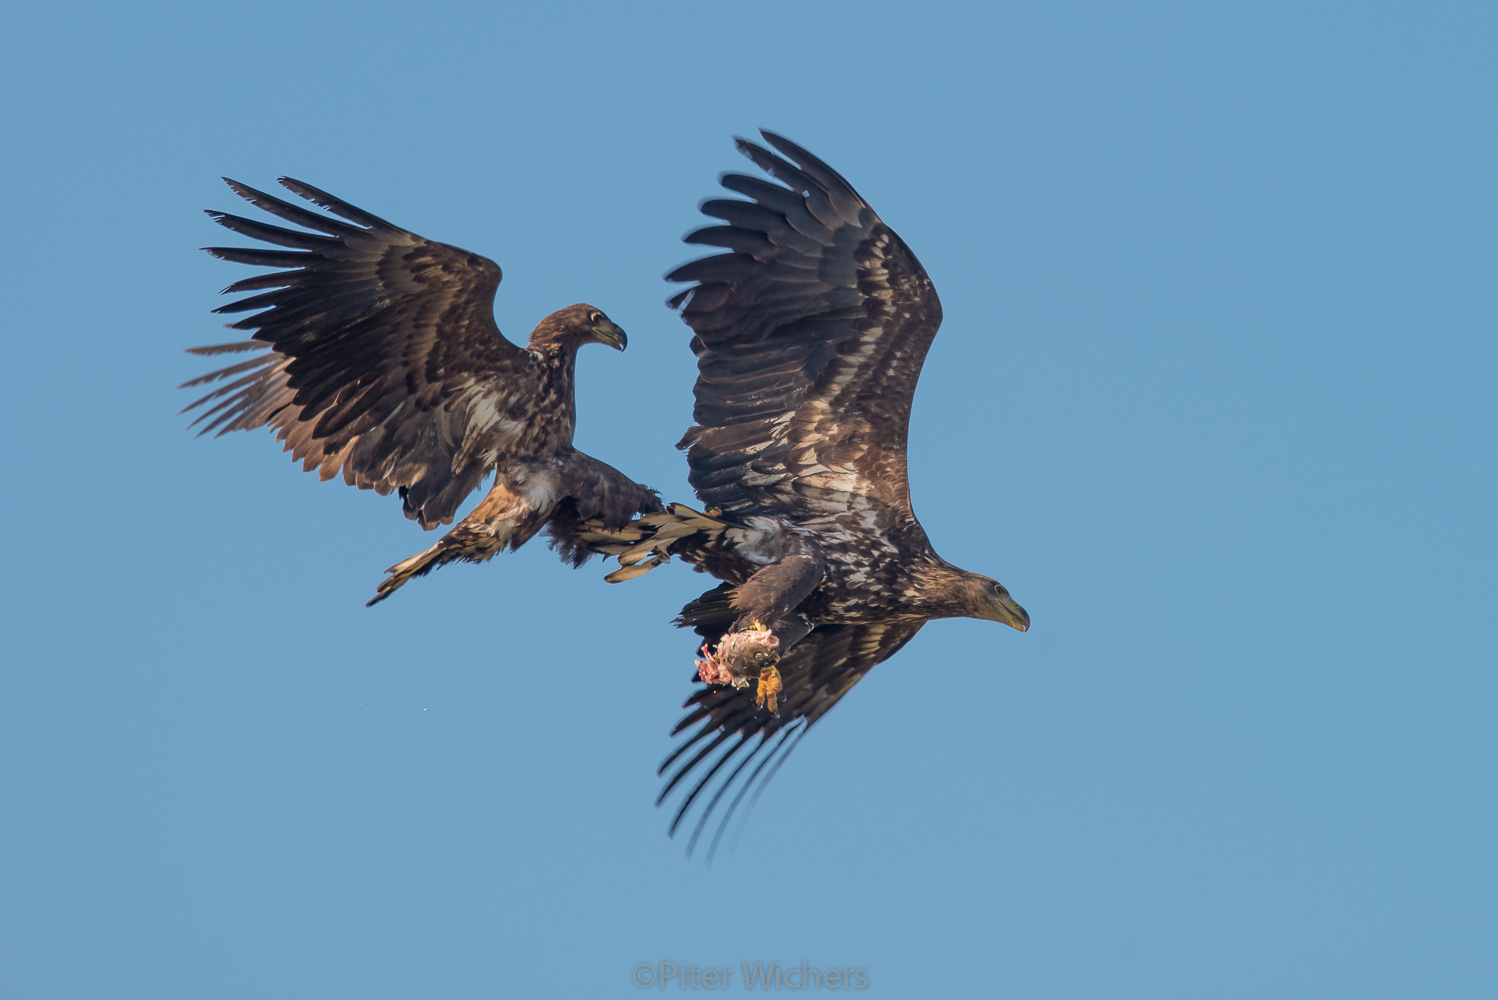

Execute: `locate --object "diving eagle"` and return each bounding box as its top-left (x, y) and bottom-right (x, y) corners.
top-left (181, 178), bottom-right (659, 602)
top-left (609, 132), bottom-right (1031, 857)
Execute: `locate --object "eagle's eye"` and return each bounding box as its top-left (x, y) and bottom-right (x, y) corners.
top-left (992, 583), bottom-right (1007, 597)
top-left (588, 311), bottom-right (603, 325)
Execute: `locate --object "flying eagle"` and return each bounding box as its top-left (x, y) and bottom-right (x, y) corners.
top-left (181, 178), bottom-right (659, 602)
top-left (178, 144), bottom-right (1029, 860)
top-left (617, 132), bottom-right (1031, 857)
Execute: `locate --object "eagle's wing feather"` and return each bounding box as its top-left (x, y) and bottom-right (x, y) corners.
top-left (659, 619), bottom-right (924, 859)
top-left (668, 131), bottom-right (944, 520)
top-left (182, 178), bottom-right (534, 527)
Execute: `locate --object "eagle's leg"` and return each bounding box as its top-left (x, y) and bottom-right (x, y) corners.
top-left (748, 614), bottom-right (812, 712)
top-left (755, 662), bottom-right (783, 714)
top-left (694, 614), bottom-right (813, 711)
top-left (366, 477), bottom-right (552, 606)
top-left (697, 552), bottom-right (824, 709)
top-left (728, 554), bottom-right (824, 630)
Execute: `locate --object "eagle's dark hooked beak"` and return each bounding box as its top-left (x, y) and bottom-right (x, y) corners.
top-left (592, 319), bottom-right (627, 351)
top-left (990, 591), bottom-right (1030, 633)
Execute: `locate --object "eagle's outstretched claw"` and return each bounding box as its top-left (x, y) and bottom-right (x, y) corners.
top-left (755, 664), bottom-right (782, 713)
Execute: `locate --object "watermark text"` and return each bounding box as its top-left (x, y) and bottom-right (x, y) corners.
top-left (632, 961), bottom-right (869, 990)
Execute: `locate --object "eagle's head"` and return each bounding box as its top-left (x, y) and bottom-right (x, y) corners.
top-left (531, 303), bottom-right (628, 352)
top-left (970, 575), bottom-right (1030, 632)
top-left (919, 566), bottom-right (1030, 632)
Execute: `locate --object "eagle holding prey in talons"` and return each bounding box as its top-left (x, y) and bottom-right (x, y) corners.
top-left (599, 132), bottom-right (1031, 856)
top-left (181, 178), bottom-right (660, 601)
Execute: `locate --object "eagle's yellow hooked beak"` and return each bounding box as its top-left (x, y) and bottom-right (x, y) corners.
top-left (989, 590), bottom-right (1030, 632)
top-left (592, 318), bottom-right (627, 351)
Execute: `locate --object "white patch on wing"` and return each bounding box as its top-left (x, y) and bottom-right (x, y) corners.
top-left (725, 516), bottom-right (789, 566)
top-left (463, 384), bottom-right (524, 440)
top-left (510, 464), bottom-right (562, 512)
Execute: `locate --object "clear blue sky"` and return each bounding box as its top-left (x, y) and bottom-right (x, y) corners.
top-left (2, 2), bottom-right (1493, 997)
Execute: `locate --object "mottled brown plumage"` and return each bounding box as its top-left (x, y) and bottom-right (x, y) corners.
top-left (640, 133), bottom-right (1031, 856)
top-left (182, 178), bottom-right (659, 600)
top-left (180, 146), bottom-right (1031, 860)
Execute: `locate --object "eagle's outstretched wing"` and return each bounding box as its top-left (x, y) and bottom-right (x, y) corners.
top-left (668, 131), bottom-right (945, 521)
top-left (658, 613), bottom-right (924, 861)
top-left (182, 178), bottom-right (533, 528)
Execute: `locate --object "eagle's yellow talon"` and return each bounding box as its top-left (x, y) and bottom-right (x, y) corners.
top-left (755, 664), bottom-right (782, 713)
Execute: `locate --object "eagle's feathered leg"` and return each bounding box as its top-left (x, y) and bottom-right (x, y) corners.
top-left (368, 450), bottom-right (659, 605)
top-left (728, 554), bottom-right (824, 630)
top-left (366, 474), bottom-right (556, 606)
top-left (699, 554), bottom-right (824, 710)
